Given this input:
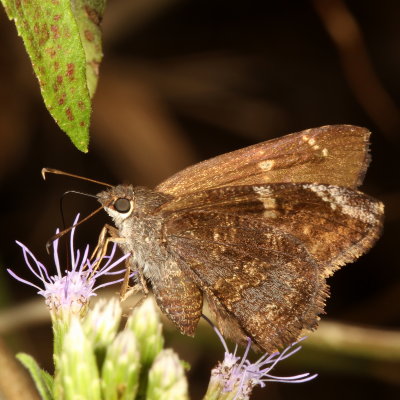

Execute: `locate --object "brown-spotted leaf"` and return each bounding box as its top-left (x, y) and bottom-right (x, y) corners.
top-left (1, 0), bottom-right (92, 152)
top-left (70, 0), bottom-right (106, 97)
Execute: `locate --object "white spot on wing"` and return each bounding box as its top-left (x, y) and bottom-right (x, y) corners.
top-left (253, 186), bottom-right (278, 218)
top-left (302, 134), bottom-right (323, 153)
top-left (259, 160), bottom-right (275, 171)
top-left (253, 186), bottom-right (273, 196)
top-left (304, 184), bottom-right (380, 224)
top-left (308, 138), bottom-right (316, 146)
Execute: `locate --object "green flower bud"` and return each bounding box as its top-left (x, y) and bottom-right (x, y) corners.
top-left (84, 298), bottom-right (122, 350)
top-left (101, 330), bottom-right (141, 400)
top-left (146, 349), bottom-right (189, 400)
top-left (57, 317), bottom-right (101, 400)
top-left (126, 297), bottom-right (164, 367)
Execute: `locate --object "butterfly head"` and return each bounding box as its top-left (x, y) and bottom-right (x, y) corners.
top-left (97, 185), bottom-right (136, 226)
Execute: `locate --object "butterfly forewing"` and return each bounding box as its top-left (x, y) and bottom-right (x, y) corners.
top-left (156, 125), bottom-right (371, 196)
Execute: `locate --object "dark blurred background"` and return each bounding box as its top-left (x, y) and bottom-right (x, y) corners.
top-left (0, 0), bottom-right (399, 399)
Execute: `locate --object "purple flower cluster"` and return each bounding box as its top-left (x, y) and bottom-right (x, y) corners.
top-left (207, 317), bottom-right (317, 399)
top-left (8, 215), bottom-right (130, 317)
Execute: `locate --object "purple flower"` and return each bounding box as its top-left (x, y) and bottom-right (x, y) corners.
top-left (8, 215), bottom-right (131, 319)
top-left (205, 316), bottom-right (317, 400)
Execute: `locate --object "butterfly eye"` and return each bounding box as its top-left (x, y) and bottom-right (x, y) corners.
top-left (114, 198), bottom-right (131, 213)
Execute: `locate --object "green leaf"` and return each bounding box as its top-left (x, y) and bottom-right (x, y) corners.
top-left (0, 0), bottom-right (102, 152)
top-left (16, 353), bottom-right (54, 400)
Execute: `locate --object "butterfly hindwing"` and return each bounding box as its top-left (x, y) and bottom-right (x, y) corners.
top-left (161, 182), bottom-right (383, 350)
top-left (161, 183), bottom-right (383, 277)
top-left (164, 210), bottom-right (327, 351)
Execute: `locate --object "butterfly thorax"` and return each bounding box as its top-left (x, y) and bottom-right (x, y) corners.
top-left (97, 184), bottom-right (204, 337)
top-left (97, 185), bottom-right (174, 282)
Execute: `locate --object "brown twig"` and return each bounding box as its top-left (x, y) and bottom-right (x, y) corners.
top-left (306, 320), bottom-right (400, 361)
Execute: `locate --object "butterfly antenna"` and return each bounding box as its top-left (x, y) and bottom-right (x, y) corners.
top-left (42, 168), bottom-right (113, 187)
top-left (60, 190), bottom-right (99, 227)
top-left (58, 190), bottom-right (101, 265)
top-left (46, 205), bottom-right (105, 253)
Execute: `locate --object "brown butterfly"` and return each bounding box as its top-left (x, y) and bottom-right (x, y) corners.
top-left (46, 125), bottom-right (385, 352)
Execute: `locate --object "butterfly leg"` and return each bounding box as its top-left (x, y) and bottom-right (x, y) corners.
top-left (90, 223), bottom-right (120, 262)
top-left (90, 224), bottom-right (149, 300)
top-left (119, 256), bottom-right (149, 301)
